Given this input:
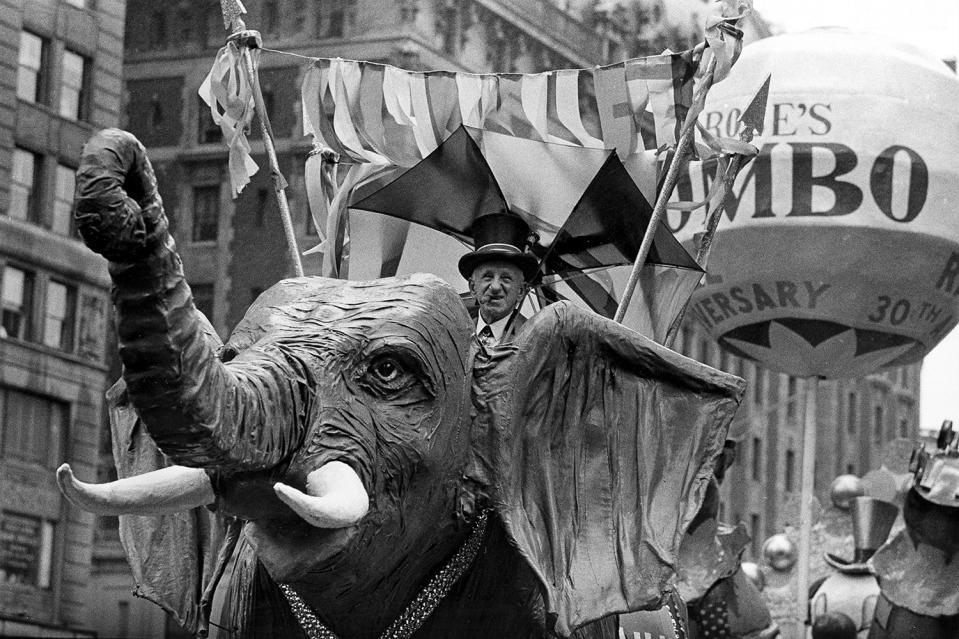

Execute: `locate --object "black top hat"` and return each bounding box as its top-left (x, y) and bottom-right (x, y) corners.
top-left (457, 210), bottom-right (539, 281)
top-left (824, 496), bottom-right (898, 574)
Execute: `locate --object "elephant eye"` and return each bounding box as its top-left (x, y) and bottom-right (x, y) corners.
top-left (359, 352), bottom-right (432, 401)
top-left (371, 356), bottom-right (400, 382)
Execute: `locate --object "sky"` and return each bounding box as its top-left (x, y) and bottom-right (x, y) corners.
top-left (754, 0), bottom-right (959, 61)
top-left (749, 0), bottom-right (959, 433)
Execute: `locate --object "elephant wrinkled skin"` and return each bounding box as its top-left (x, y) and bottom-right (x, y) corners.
top-left (59, 129), bottom-right (746, 639)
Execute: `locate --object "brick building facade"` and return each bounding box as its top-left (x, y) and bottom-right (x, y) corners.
top-left (0, 0), bottom-right (124, 635)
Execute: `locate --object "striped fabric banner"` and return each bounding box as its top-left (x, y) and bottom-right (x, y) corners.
top-left (301, 52), bottom-right (696, 168)
top-left (301, 51), bottom-right (702, 340)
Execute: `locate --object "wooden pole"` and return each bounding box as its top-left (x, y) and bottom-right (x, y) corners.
top-left (662, 152), bottom-right (741, 349)
top-left (663, 75), bottom-right (770, 348)
top-left (613, 54), bottom-right (716, 324)
top-left (797, 376), bottom-right (818, 636)
top-left (240, 46), bottom-right (304, 277)
top-left (221, 3), bottom-right (304, 278)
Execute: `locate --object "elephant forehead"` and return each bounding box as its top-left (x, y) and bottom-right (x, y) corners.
top-left (230, 274), bottom-right (472, 362)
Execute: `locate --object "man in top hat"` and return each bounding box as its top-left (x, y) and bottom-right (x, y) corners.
top-left (809, 495), bottom-right (898, 638)
top-left (458, 211), bottom-right (539, 348)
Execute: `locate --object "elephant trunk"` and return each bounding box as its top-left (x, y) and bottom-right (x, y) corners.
top-left (56, 464), bottom-right (214, 515)
top-left (75, 129), bottom-right (304, 472)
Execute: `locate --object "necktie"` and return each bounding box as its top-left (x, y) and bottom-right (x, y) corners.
top-left (478, 325), bottom-right (495, 348)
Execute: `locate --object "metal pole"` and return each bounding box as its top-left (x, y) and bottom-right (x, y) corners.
top-left (613, 55), bottom-right (717, 324)
top-left (797, 376), bottom-right (818, 637)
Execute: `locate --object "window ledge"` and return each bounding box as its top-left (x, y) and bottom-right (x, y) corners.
top-left (0, 335), bottom-right (108, 372)
top-left (16, 98), bottom-right (95, 131)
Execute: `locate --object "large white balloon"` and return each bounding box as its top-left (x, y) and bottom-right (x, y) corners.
top-left (672, 28), bottom-right (959, 378)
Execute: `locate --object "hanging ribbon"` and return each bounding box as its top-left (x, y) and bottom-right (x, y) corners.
top-left (198, 41), bottom-right (259, 197)
top-left (306, 162), bottom-right (392, 277)
top-left (303, 148), bottom-right (336, 257)
top-left (703, 0), bottom-right (752, 86)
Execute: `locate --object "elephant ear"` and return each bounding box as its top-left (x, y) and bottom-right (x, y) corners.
top-left (109, 312), bottom-right (227, 634)
top-left (471, 302), bottom-right (745, 637)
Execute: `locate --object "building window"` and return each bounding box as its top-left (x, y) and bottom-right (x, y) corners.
top-left (191, 283), bottom-right (214, 322)
top-left (77, 294), bottom-right (106, 362)
top-left (751, 436), bottom-right (762, 481)
top-left (191, 185), bottom-right (220, 242)
top-left (59, 49), bottom-right (90, 121)
top-left (151, 10), bottom-right (168, 49)
top-left (898, 418), bottom-right (909, 438)
top-left (255, 187), bottom-right (270, 227)
top-left (9, 148), bottom-right (41, 223)
top-left (263, 0), bottom-right (280, 33)
top-left (785, 449), bottom-right (795, 492)
top-left (873, 404), bottom-right (884, 445)
top-left (53, 164), bottom-right (76, 236)
top-left (289, 0), bottom-right (306, 32)
top-left (767, 372), bottom-right (779, 405)
top-left (437, 1), bottom-right (461, 54)
top-left (198, 97), bottom-right (223, 144)
top-left (149, 93), bottom-right (164, 130)
top-left (17, 31), bottom-right (48, 104)
top-left (0, 512), bottom-right (55, 589)
top-left (117, 600), bottom-right (130, 637)
top-left (207, 6), bottom-right (226, 47)
top-left (177, 5), bottom-right (196, 45)
top-left (316, 0), bottom-right (354, 38)
top-left (847, 392), bottom-right (857, 434)
top-left (753, 368), bottom-right (763, 405)
top-left (0, 386), bottom-right (65, 468)
top-left (846, 463), bottom-right (855, 474)
top-left (43, 280), bottom-right (77, 351)
top-left (1, 266), bottom-right (34, 341)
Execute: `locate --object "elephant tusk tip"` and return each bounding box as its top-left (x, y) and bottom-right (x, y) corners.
top-left (57, 464), bottom-right (215, 515)
top-left (273, 475), bottom-right (369, 529)
top-left (56, 463), bottom-right (76, 489)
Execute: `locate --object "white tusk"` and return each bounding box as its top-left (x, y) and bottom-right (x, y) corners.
top-left (57, 463), bottom-right (215, 515)
top-left (273, 461), bottom-right (369, 528)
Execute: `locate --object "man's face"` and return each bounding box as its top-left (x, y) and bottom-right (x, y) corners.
top-left (469, 260), bottom-right (526, 324)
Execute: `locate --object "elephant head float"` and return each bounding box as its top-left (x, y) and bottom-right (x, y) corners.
top-left (58, 129), bottom-right (745, 639)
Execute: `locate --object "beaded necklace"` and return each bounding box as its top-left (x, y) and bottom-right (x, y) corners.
top-left (279, 510), bottom-right (490, 639)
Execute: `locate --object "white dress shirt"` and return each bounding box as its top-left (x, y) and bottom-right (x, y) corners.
top-left (475, 314), bottom-right (512, 346)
